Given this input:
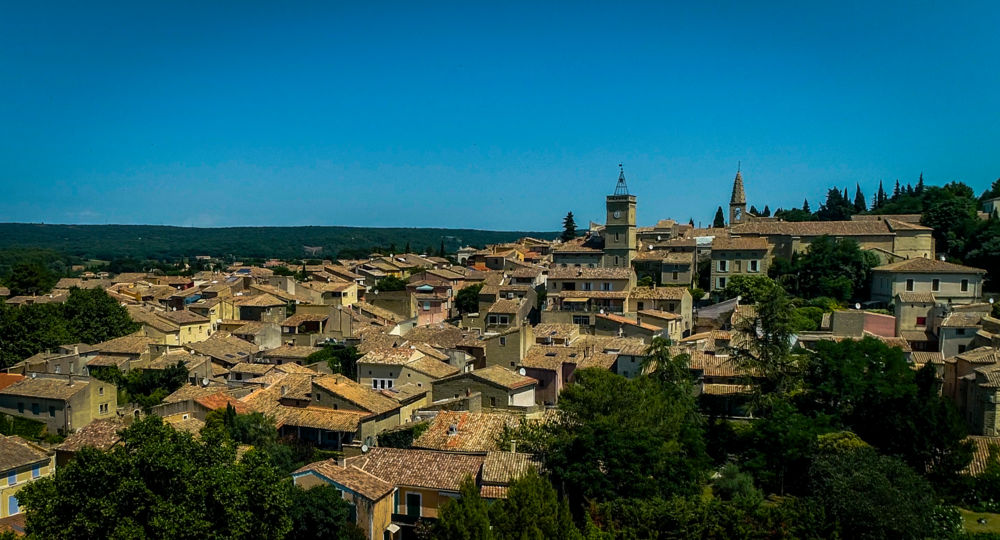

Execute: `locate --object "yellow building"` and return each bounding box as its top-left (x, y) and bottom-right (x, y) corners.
top-left (0, 375), bottom-right (118, 434)
top-left (293, 459), bottom-right (396, 540)
top-left (0, 435), bottom-right (54, 518)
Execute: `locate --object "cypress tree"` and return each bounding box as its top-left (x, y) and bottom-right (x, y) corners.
top-left (802, 199), bottom-right (811, 213)
top-left (762, 205), bottom-right (771, 217)
top-left (916, 173), bottom-right (925, 194)
top-left (853, 184), bottom-right (867, 213)
top-left (877, 180), bottom-right (887, 208)
top-left (713, 207), bottom-right (726, 228)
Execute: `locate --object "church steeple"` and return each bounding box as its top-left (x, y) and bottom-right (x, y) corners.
top-left (729, 165), bottom-right (748, 226)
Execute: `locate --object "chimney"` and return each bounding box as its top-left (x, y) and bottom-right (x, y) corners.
top-left (67, 374), bottom-right (73, 385)
top-left (511, 440), bottom-right (517, 453)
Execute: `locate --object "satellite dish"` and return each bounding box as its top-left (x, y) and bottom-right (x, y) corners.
top-left (518, 368), bottom-right (526, 376)
top-left (855, 303), bottom-right (862, 310)
top-left (361, 444), bottom-right (370, 453)
top-left (201, 378), bottom-right (210, 387)
top-left (991, 298), bottom-right (996, 305)
top-left (599, 309), bottom-right (605, 315)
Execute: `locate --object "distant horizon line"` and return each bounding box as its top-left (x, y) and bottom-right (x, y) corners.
top-left (0, 221), bottom-right (561, 234)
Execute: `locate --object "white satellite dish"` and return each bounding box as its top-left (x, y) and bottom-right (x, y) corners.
top-left (855, 303), bottom-right (862, 310)
top-left (991, 298), bottom-right (995, 305)
top-left (361, 444), bottom-right (370, 453)
top-left (201, 378), bottom-right (210, 387)
top-left (518, 368), bottom-right (526, 376)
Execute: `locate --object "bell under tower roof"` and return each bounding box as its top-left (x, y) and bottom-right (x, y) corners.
top-left (614, 163), bottom-right (630, 196)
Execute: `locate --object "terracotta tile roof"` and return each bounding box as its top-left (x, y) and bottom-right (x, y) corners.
top-left (631, 286), bottom-right (689, 300)
top-left (966, 436), bottom-right (1000, 476)
top-left (263, 345), bottom-right (322, 360)
top-left (95, 335), bottom-right (157, 355)
top-left (0, 436), bottom-right (50, 472)
top-left (702, 383), bottom-right (752, 395)
top-left (0, 376), bottom-right (91, 400)
top-left (313, 374), bottom-right (400, 415)
top-left (488, 298), bottom-right (523, 314)
top-left (195, 391), bottom-right (253, 414)
top-left (639, 309), bottom-right (682, 320)
top-left (874, 257), bottom-right (986, 274)
top-left (185, 333), bottom-right (258, 363)
top-left (147, 350), bottom-right (207, 370)
top-left (942, 312), bottom-right (984, 328)
top-left (232, 293), bottom-right (285, 307)
top-left (481, 451), bottom-right (539, 484)
top-left (730, 220), bottom-right (896, 237)
top-left (712, 237), bottom-right (770, 251)
top-left (86, 355), bottom-right (130, 369)
top-left (532, 323), bottom-right (579, 342)
top-left (406, 356), bottom-right (460, 379)
top-left (163, 383), bottom-right (232, 404)
top-left (556, 290), bottom-right (629, 300)
top-left (413, 411), bottom-right (520, 452)
top-left (403, 324), bottom-right (471, 349)
top-left (0, 374), bottom-right (25, 391)
top-left (358, 347), bottom-right (416, 366)
top-left (480, 485), bottom-right (509, 499)
top-left (273, 405), bottom-right (368, 432)
top-left (351, 447), bottom-right (485, 491)
top-left (467, 366), bottom-right (537, 390)
top-left (158, 309), bottom-right (210, 325)
top-left (911, 351), bottom-right (944, 366)
top-left (230, 362), bottom-right (277, 376)
top-left (895, 292), bottom-right (937, 303)
top-left (575, 335), bottom-right (649, 357)
top-left (408, 342), bottom-right (450, 362)
top-left (164, 415), bottom-right (206, 435)
top-left (232, 321), bottom-right (277, 336)
top-left (295, 459), bottom-right (394, 500)
top-left (596, 313), bottom-right (662, 332)
top-left (56, 419), bottom-right (124, 452)
top-left (547, 267), bottom-right (633, 280)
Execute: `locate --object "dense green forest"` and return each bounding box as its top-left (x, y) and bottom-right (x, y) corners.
top-left (0, 223), bottom-right (556, 261)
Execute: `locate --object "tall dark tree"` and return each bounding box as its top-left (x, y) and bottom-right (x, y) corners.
top-left (815, 188), bottom-right (853, 221)
top-left (916, 172), bottom-right (925, 194)
top-left (5, 263), bottom-right (57, 296)
top-left (892, 179), bottom-right (901, 199)
top-left (438, 240), bottom-right (446, 257)
top-left (287, 485), bottom-right (365, 540)
top-left (455, 283), bottom-right (484, 314)
top-left (489, 471), bottom-right (581, 540)
top-left (749, 205), bottom-right (760, 216)
top-left (688, 218), bottom-right (695, 226)
top-left (436, 476), bottom-right (493, 540)
top-left (853, 184), bottom-right (867, 213)
top-left (876, 180), bottom-right (887, 208)
top-left (560, 212), bottom-right (577, 242)
top-left (712, 207), bottom-right (726, 228)
top-left (802, 199), bottom-right (811, 213)
top-left (762, 205), bottom-right (771, 217)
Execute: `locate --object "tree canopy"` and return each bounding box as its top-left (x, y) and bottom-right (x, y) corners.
top-left (561, 212), bottom-right (577, 242)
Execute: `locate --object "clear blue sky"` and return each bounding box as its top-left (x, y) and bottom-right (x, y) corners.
top-left (2, 1), bottom-right (998, 230)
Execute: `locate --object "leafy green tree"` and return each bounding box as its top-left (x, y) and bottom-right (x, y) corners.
top-left (809, 446), bottom-right (943, 540)
top-left (490, 470), bottom-right (581, 540)
top-left (305, 344), bottom-right (360, 379)
top-left (287, 484), bottom-right (365, 540)
top-left (436, 476), bottom-right (494, 540)
top-left (773, 207), bottom-right (814, 222)
top-left (713, 207), bottom-right (726, 228)
top-left (718, 274), bottom-right (783, 305)
top-left (0, 302), bottom-right (72, 368)
top-left (741, 399), bottom-right (831, 495)
top-left (63, 287), bottom-right (140, 344)
top-left (271, 265), bottom-right (294, 276)
top-left (921, 187), bottom-right (980, 259)
top-left (455, 283), bottom-right (484, 314)
top-left (712, 463), bottom-right (763, 505)
top-left (636, 275), bottom-right (654, 288)
top-left (16, 416), bottom-right (292, 539)
top-left (5, 262), bottom-right (58, 296)
top-left (774, 236), bottom-right (878, 302)
top-left (729, 285), bottom-right (799, 398)
top-left (544, 368), bottom-right (708, 509)
top-left (374, 276), bottom-right (406, 292)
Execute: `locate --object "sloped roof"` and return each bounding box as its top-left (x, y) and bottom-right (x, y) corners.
top-left (629, 286), bottom-right (688, 300)
top-left (413, 411), bottom-right (519, 452)
top-left (0, 436), bottom-right (50, 471)
top-left (874, 257), bottom-right (986, 274)
top-left (56, 419), bottom-right (124, 452)
top-left (313, 374), bottom-right (400, 415)
top-left (0, 376), bottom-right (90, 400)
top-left (351, 447), bottom-right (484, 492)
top-left (547, 267), bottom-right (633, 280)
top-left (95, 335), bottom-right (156, 355)
top-left (481, 451), bottom-right (539, 484)
top-left (294, 459), bottom-right (394, 500)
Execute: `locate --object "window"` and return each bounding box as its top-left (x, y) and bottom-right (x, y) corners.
top-left (405, 493), bottom-right (422, 517)
top-left (916, 317), bottom-right (927, 327)
top-left (31, 465), bottom-right (40, 479)
top-left (99, 403), bottom-right (109, 415)
top-left (490, 397), bottom-right (497, 407)
top-left (488, 315), bottom-right (498, 325)
top-left (572, 315), bottom-right (590, 325)
top-left (31, 403), bottom-right (39, 415)
top-left (372, 378), bottom-right (394, 389)
top-left (672, 271), bottom-right (678, 280)
top-left (615, 232), bottom-right (620, 241)
top-left (49, 406), bottom-right (55, 417)
top-left (959, 345), bottom-right (967, 354)
top-left (614, 256), bottom-right (620, 266)
top-left (99, 386), bottom-right (104, 396)
top-left (582, 282), bottom-right (592, 291)
top-left (637, 302), bottom-right (644, 311)
top-left (932, 279), bottom-right (940, 292)
top-left (602, 282), bottom-right (612, 291)
top-left (962, 279), bottom-right (969, 292)
top-left (54, 365), bottom-right (61, 374)
top-left (717, 277), bottom-right (727, 289)
top-left (957, 328), bottom-right (967, 336)
top-left (422, 301), bottom-right (431, 311)
top-left (7, 471), bottom-right (15, 486)
top-left (7, 495), bottom-right (18, 516)
top-left (749, 260), bottom-right (759, 272)
top-left (17, 403), bottom-right (24, 414)
top-left (718, 260), bottom-right (729, 272)
top-left (499, 337), bottom-right (507, 347)
top-left (905, 279), bottom-right (914, 291)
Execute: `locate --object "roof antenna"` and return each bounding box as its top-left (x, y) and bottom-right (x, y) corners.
top-left (737, 160), bottom-right (741, 173)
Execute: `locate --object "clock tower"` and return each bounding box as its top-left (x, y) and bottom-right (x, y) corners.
top-left (729, 167), bottom-right (747, 226)
top-left (604, 164), bottom-right (637, 268)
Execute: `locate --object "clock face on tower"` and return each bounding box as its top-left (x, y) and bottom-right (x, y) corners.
top-left (613, 210), bottom-right (621, 219)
